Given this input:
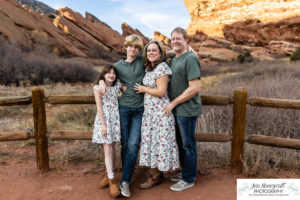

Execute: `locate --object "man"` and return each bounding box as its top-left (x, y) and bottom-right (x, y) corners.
top-left (164, 27), bottom-right (202, 191)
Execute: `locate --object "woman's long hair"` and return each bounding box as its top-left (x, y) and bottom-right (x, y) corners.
top-left (95, 65), bottom-right (117, 86)
top-left (142, 40), bottom-right (167, 71)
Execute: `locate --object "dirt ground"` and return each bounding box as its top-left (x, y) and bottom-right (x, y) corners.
top-left (1, 142), bottom-right (300, 200)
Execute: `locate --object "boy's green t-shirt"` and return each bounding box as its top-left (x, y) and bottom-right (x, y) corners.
top-left (114, 55), bottom-right (145, 108)
top-left (168, 52), bottom-right (202, 117)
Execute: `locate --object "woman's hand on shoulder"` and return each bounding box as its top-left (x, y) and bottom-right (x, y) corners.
top-left (188, 45), bottom-right (199, 59)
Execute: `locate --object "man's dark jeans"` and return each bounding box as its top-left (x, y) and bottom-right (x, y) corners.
top-left (175, 116), bottom-right (197, 183)
top-left (119, 106), bottom-right (144, 184)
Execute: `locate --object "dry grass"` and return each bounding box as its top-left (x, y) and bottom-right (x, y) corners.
top-left (1, 59), bottom-right (300, 176)
top-left (196, 60), bottom-right (300, 175)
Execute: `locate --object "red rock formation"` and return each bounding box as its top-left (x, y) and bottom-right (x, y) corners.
top-left (53, 15), bottom-right (110, 56)
top-left (0, 0), bottom-right (129, 60)
top-left (223, 17), bottom-right (300, 46)
top-left (268, 41), bottom-right (300, 55)
top-left (121, 23), bottom-right (149, 46)
top-left (188, 31), bottom-right (207, 43)
top-left (153, 31), bottom-right (170, 46)
top-left (0, 0), bottom-right (86, 57)
top-left (57, 7), bottom-right (125, 53)
top-left (189, 36), bottom-right (275, 63)
top-left (184, 0), bottom-right (300, 38)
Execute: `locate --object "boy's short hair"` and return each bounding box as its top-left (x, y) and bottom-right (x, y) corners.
top-left (171, 27), bottom-right (188, 40)
top-left (124, 34), bottom-right (144, 50)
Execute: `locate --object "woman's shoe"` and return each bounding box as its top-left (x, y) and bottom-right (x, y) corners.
top-left (139, 171), bottom-right (163, 189)
top-left (108, 178), bottom-right (121, 197)
top-left (99, 174), bottom-right (109, 189)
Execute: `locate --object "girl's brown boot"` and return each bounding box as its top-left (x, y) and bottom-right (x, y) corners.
top-left (99, 174), bottom-right (109, 189)
top-left (108, 178), bottom-right (120, 197)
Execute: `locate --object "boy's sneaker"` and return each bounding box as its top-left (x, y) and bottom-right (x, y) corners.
top-left (170, 172), bottom-right (182, 182)
top-left (120, 182), bottom-right (130, 198)
top-left (170, 180), bottom-right (194, 191)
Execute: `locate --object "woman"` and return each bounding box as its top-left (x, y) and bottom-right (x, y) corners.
top-left (134, 40), bottom-right (179, 189)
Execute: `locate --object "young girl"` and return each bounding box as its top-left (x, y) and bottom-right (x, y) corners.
top-left (92, 65), bottom-right (121, 198)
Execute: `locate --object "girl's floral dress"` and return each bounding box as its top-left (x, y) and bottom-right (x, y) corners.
top-left (139, 62), bottom-right (179, 171)
top-left (92, 81), bottom-right (121, 144)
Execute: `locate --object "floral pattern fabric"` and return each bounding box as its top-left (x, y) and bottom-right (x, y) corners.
top-left (92, 81), bottom-right (121, 144)
top-left (139, 62), bottom-right (179, 171)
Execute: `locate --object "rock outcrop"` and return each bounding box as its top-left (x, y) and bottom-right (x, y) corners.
top-left (57, 7), bottom-right (125, 54)
top-left (0, 0), bottom-right (130, 60)
top-left (121, 23), bottom-right (149, 46)
top-left (154, 31), bottom-right (171, 46)
top-left (184, 0), bottom-right (300, 63)
top-left (223, 16), bottom-right (300, 46)
top-left (189, 37), bottom-right (274, 63)
top-left (184, 0), bottom-right (300, 38)
top-left (0, 0), bottom-right (86, 57)
top-left (268, 41), bottom-right (300, 55)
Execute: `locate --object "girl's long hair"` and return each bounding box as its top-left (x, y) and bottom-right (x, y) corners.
top-left (142, 40), bottom-right (167, 71)
top-left (95, 65), bottom-right (117, 86)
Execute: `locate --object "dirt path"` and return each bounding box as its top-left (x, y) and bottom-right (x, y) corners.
top-left (0, 161), bottom-right (239, 200)
top-left (0, 143), bottom-right (243, 200)
top-left (1, 143), bottom-right (299, 200)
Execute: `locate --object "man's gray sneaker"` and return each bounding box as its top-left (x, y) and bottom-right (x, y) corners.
top-left (170, 180), bottom-right (194, 191)
top-left (170, 172), bottom-right (182, 182)
top-left (120, 182), bottom-right (130, 197)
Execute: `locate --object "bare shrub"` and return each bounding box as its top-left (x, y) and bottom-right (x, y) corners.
top-left (197, 142), bottom-right (231, 175)
top-left (290, 46), bottom-right (300, 61)
top-left (241, 149), bottom-right (279, 177)
top-left (0, 42), bottom-right (98, 86)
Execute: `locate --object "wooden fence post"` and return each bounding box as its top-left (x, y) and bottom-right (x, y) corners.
top-left (231, 88), bottom-right (247, 174)
top-left (32, 88), bottom-right (49, 172)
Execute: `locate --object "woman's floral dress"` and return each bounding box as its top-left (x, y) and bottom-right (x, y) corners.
top-left (139, 62), bottom-right (179, 171)
top-left (92, 81), bottom-right (121, 144)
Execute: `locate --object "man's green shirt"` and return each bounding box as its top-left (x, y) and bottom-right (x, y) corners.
top-left (168, 52), bottom-right (202, 117)
top-left (114, 55), bottom-right (145, 108)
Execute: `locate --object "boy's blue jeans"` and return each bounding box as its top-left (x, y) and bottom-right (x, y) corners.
top-left (119, 106), bottom-right (144, 184)
top-left (175, 116), bottom-right (198, 183)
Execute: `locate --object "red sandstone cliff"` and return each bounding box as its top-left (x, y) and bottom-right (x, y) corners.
top-left (184, 0), bottom-right (300, 38)
top-left (0, 0), bottom-right (129, 60)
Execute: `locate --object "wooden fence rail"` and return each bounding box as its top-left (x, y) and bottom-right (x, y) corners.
top-left (247, 97), bottom-right (300, 110)
top-left (0, 131), bottom-right (34, 141)
top-left (246, 134), bottom-right (300, 150)
top-left (0, 96), bottom-right (32, 106)
top-left (0, 88), bottom-right (299, 173)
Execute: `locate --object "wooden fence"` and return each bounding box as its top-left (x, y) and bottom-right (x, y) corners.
top-left (0, 88), bottom-right (300, 173)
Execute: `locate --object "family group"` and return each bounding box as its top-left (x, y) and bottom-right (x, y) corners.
top-left (92, 27), bottom-right (202, 198)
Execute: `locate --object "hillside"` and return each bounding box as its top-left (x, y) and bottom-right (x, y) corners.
top-left (0, 0), bottom-right (299, 65)
top-left (0, 0), bottom-right (149, 61)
